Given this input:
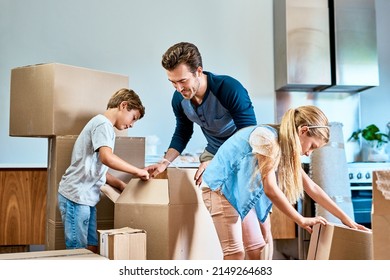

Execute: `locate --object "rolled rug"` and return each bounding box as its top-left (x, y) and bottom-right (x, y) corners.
top-left (310, 122), bottom-right (355, 223)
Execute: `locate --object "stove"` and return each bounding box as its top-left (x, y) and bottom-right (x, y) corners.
top-left (348, 162), bottom-right (390, 188)
top-left (347, 162), bottom-right (390, 227)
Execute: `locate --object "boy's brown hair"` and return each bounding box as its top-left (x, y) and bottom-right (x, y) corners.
top-left (107, 88), bottom-right (145, 118)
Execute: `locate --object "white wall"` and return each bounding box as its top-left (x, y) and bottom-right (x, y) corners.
top-left (0, 0), bottom-right (275, 166)
top-left (361, 0), bottom-right (390, 133)
top-left (1, 0), bottom-right (389, 167)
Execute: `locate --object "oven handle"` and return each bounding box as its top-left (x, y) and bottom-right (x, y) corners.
top-left (350, 183), bottom-right (372, 191)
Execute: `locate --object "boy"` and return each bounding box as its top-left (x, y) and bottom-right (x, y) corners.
top-left (57, 88), bottom-right (149, 253)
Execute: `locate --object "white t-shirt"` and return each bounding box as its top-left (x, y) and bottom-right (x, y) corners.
top-left (58, 114), bottom-right (115, 206)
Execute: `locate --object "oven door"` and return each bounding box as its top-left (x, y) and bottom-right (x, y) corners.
top-left (351, 183), bottom-right (372, 228)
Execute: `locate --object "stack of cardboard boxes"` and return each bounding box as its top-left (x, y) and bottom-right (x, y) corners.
top-left (9, 63), bottom-right (144, 255)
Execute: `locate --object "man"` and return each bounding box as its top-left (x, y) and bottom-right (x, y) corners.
top-left (145, 42), bottom-right (273, 260)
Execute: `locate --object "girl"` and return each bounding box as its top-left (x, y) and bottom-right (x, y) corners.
top-left (201, 105), bottom-right (368, 260)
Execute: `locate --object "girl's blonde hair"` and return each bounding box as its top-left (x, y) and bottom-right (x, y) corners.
top-left (278, 105), bottom-right (330, 204)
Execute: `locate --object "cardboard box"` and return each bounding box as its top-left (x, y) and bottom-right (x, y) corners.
top-left (372, 170), bottom-right (390, 260)
top-left (0, 248), bottom-right (107, 260)
top-left (101, 168), bottom-right (223, 260)
top-left (46, 136), bottom-right (145, 250)
top-left (98, 227), bottom-right (146, 260)
top-left (9, 63), bottom-right (128, 137)
top-left (307, 222), bottom-right (372, 260)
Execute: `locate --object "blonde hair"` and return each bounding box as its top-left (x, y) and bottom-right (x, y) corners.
top-left (277, 105), bottom-right (329, 204)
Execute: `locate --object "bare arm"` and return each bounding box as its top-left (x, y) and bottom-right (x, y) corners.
top-left (144, 148), bottom-right (180, 177)
top-left (105, 172), bottom-right (127, 192)
top-left (301, 168), bottom-right (369, 231)
top-left (262, 170), bottom-right (326, 234)
top-left (99, 146), bottom-right (149, 180)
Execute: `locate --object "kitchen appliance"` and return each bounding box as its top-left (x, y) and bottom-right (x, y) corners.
top-left (348, 161), bottom-right (390, 227)
top-left (273, 0), bottom-right (379, 93)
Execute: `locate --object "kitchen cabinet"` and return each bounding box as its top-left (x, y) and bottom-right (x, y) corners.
top-left (271, 205), bottom-right (296, 239)
top-left (0, 168), bottom-right (47, 247)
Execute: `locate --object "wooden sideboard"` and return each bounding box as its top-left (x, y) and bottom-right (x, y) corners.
top-left (0, 167), bottom-right (295, 251)
top-left (0, 168), bottom-right (47, 246)
top-left (270, 206), bottom-right (296, 239)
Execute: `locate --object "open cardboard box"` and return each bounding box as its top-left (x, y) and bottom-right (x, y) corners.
top-left (101, 168), bottom-right (223, 260)
top-left (307, 222), bottom-right (372, 260)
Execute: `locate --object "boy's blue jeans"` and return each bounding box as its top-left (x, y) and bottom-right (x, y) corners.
top-left (57, 193), bottom-right (98, 249)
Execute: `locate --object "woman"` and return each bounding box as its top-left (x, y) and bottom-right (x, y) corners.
top-left (201, 105), bottom-right (368, 260)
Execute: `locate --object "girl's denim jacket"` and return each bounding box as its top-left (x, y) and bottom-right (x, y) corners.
top-left (203, 125), bottom-right (276, 222)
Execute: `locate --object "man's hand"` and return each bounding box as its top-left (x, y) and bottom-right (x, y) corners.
top-left (194, 160), bottom-right (210, 186)
top-left (145, 161), bottom-right (168, 178)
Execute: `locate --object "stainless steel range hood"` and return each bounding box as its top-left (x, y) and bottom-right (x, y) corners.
top-left (274, 0), bottom-right (379, 93)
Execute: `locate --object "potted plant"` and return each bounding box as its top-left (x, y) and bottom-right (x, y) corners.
top-left (348, 124), bottom-right (389, 162)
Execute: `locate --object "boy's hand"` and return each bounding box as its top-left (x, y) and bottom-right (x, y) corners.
top-left (137, 169), bottom-right (150, 181)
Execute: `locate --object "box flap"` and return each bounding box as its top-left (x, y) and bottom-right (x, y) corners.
top-left (117, 178), bottom-right (170, 205)
top-left (166, 168), bottom-right (200, 204)
top-left (100, 184), bottom-right (121, 203)
top-left (108, 137), bottom-right (145, 183)
top-left (98, 227), bottom-right (145, 235)
top-left (115, 168), bottom-right (202, 205)
top-left (307, 223), bottom-right (321, 259)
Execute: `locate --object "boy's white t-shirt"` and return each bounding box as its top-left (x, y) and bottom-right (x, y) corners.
top-left (58, 114), bottom-right (115, 207)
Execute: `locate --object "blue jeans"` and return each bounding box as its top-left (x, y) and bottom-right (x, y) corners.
top-left (58, 193), bottom-right (98, 249)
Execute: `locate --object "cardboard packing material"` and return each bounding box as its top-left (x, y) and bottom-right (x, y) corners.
top-left (0, 248), bottom-right (107, 260)
top-left (101, 168), bottom-right (223, 260)
top-left (307, 222), bottom-right (372, 260)
top-left (9, 63), bottom-right (128, 137)
top-left (372, 170), bottom-right (390, 260)
top-left (46, 135), bottom-right (145, 250)
top-left (98, 227), bottom-right (146, 260)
